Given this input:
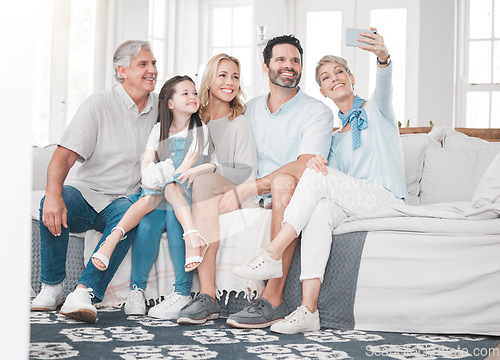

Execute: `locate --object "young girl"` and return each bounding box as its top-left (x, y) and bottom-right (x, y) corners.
top-left (91, 75), bottom-right (212, 278)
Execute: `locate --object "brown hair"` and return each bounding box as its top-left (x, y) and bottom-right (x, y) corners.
top-left (156, 75), bottom-right (206, 162)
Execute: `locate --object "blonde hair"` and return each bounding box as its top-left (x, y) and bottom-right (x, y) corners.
top-left (199, 54), bottom-right (246, 122)
top-left (315, 55), bottom-right (352, 86)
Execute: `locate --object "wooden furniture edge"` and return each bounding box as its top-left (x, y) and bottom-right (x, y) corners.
top-left (331, 127), bottom-right (500, 141)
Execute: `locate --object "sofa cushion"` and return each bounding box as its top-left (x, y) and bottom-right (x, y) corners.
top-left (400, 134), bottom-right (440, 205)
top-left (420, 147), bottom-right (500, 205)
top-left (32, 145), bottom-right (57, 191)
top-left (430, 126), bottom-right (500, 150)
top-left (32, 191), bottom-right (45, 220)
top-left (472, 153), bottom-right (500, 210)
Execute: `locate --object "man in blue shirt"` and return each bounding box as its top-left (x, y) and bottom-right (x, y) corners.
top-left (178, 34), bottom-right (333, 328)
top-left (223, 35), bottom-right (334, 328)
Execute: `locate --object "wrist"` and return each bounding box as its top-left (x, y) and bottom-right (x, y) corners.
top-left (240, 180), bottom-right (257, 198)
top-left (377, 54), bottom-right (390, 66)
top-left (45, 183), bottom-right (63, 197)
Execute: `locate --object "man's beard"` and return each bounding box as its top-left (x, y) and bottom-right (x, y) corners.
top-left (268, 67), bottom-right (302, 88)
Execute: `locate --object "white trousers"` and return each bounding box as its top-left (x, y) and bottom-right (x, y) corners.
top-left (283, 167), bottom-right (403, 282)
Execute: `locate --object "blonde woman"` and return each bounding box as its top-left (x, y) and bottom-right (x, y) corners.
top-left (150, 54), bottom-right (258, 322)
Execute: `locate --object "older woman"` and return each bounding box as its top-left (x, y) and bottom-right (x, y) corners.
top-left (149, 53), bottom-right (258, 323)
top-left (233, 29), bottom-right (407, 334)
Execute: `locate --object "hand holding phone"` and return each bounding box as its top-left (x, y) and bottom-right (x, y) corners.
top-left (345, 28), bottom-right (377, 47)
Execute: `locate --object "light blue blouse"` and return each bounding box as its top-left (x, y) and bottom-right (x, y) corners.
top-left (327, 63), bottom-right (408, 201)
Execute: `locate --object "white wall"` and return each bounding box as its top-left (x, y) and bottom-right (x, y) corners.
top-left (115, 0), bottom-right (150, 43)
top-left (2, 2), bottom-right (35, 358)
top-left (417, 0), bottom-right (456, 127)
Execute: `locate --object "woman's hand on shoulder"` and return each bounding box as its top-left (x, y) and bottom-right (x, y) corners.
top-left (306, 155), bottom-right (329, 175)
top-left (357, 27), bottom-right (390, 65)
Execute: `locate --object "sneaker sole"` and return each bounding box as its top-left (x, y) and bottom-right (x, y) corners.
top-left (60, 309), bottom-right (97, 323)
top-left (125, 307), bottom-right (146, 316)
top-left (270, 324), bottom-right (321, 334)
top-left (31, 305), bottom-right (59, 311)
top-left (177, 312), bottom-right (219, 325)
top-left (31, 297), bottom-right (65, 311)
top-left (148, 312), bottom-right (180, 320)
top-left (226, 317), bottom-right (284, 329)
top-left (232, 268), bottom-right (283, 281)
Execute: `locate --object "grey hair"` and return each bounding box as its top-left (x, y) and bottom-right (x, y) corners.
top-left (113, 40), bottom-right (153, 83)
top-left (315, 55), bottom-right (352, 86)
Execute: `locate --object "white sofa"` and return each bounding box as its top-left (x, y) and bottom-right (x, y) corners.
top-left (31, 126), bottom-right (500, 334)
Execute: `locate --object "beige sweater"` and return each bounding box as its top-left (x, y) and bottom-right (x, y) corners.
top-left (207, 115), bottom-right (257, 185)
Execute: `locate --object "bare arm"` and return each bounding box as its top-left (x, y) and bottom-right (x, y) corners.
top-left (42, 146), bottom-right (80, 236)
top-left (217, 153), bottom-right (314, 214)
top-left (175, 150), bottom-right (201, 175)
top-left (141, 149), bottom-right (157, 175)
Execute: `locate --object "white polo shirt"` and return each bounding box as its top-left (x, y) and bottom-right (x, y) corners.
top-left (59, 83), bottom-right (158, 212)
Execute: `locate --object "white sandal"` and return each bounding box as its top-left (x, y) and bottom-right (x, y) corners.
top-left (91, 227), bottom-right (127, 271)
top-left (183, 230), bottom-right (209, 272)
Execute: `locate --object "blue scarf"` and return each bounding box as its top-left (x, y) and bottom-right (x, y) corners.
top-left (338, 95), bottom-right (368, 151)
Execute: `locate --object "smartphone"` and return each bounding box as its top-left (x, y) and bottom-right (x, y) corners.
top-left (345, 28), bottom-right (377, 47)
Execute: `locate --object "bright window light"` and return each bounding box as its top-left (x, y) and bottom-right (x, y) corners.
top-left (305, 11), bottom-right (342, 120)
top-left (370, 8), bottom-right (407, 125)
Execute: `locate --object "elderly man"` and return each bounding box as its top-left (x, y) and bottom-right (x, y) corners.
top-left (31, 40), bottom-right (158, 323)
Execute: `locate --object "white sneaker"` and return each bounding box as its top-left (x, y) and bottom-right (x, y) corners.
top-left (124, 286), bottom-right (146, 316)
top-left (232, 249), bottom-right (283, 280)
top-left (148, 292), bottom-right (191, 320)
top-left (270, 306), bottom-right (320, 334)
top-left (31, 283), bottom-right (65, 311)
top-left (60, 287), bottom-right (97, 323)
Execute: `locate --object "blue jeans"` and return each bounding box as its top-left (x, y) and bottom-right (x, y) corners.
top-left (39, 185), bottom-right (136, 301)
top-left (130, 203), bottom-right (193, 296)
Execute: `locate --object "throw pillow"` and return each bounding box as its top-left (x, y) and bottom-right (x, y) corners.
top-left (420, 147), bottom-right (500, 205)
top-left (400, 134), bottom-right (440, 205)
top-left (472, 153), bottom-right (500, 208)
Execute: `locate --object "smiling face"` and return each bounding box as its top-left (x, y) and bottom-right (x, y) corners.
top-left (265, 43), bottom-right (302, 88)
top-left (168, 80), bottom-right (200, 115)
top-left (318, 62), bottom-right (355, 102)
top-left (119, 48), bottom-right (157, 95)
top-left (209, 59), bottom-right (240, 104)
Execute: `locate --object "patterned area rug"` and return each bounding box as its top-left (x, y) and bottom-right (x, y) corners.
top-left (30, 308), bottom-right (500, 360)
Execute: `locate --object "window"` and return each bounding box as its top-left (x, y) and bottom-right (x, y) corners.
top-left (201, 0), bottom-right (254, 98)
top-left (149, 0), bottom-right (175, 88)
top-left (293, 0), bottom-right (416, 127)
top-left (67, 1), bottom-right (97, 128)
top-left (32, 0), bottom-right (97, 146)
top-left (304, 11), bottom-right (343, 114)
top-left (458, 0), bottom-right (500, 127)
top-left (369, 8), bottom-right (407, 124)
top-left (32, 3), bottom-right (53, 146)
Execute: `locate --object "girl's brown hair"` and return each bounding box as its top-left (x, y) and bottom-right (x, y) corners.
top-left (157, 75), bottom-right (206, 162)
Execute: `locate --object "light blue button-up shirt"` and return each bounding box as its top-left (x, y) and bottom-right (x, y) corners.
top-left (245, 87), bottom-right (334, 201)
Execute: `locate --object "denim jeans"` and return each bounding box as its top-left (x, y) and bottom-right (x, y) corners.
top-left (39, 185), bottom-right (136, 301)
top-left (130, 202), bottom-right (193, 297)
